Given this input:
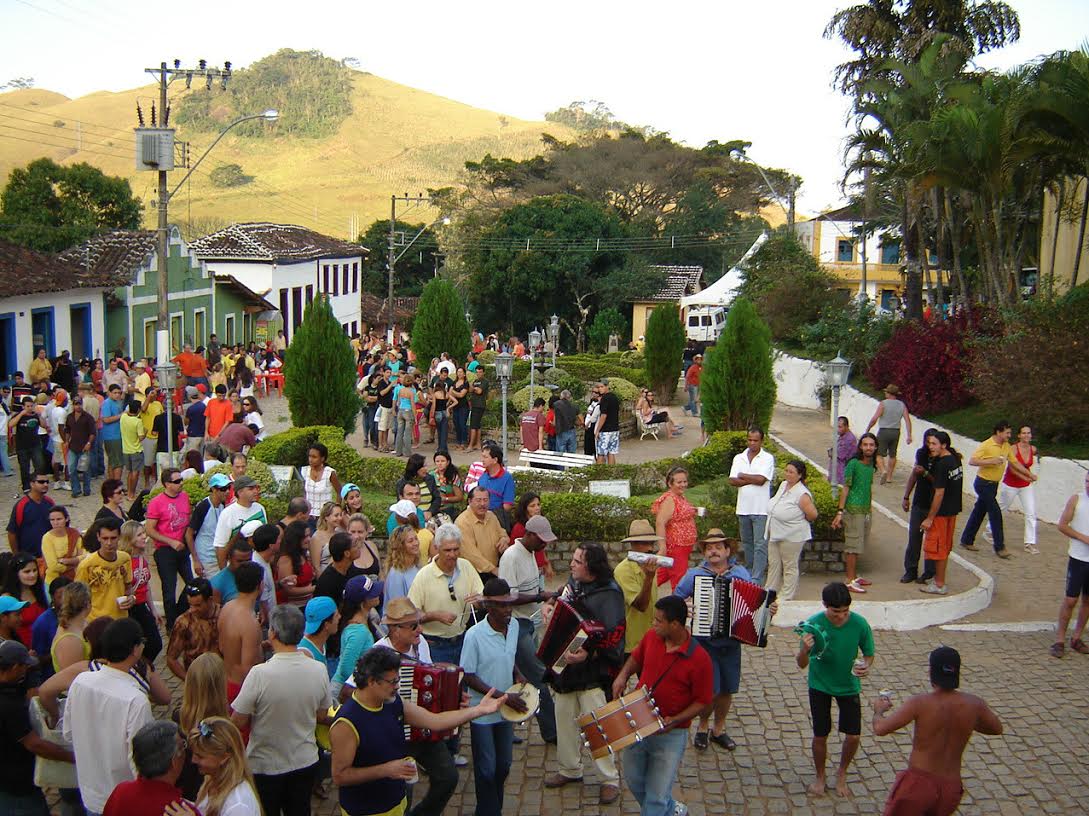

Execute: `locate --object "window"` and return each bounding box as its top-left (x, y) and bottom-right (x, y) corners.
top-left (343, 265), bottom-right (349, 294)
top-left (142, 319), bottom-right (157, 361)
top-left (715, 312), bottom-right (725, 325)
top-left (332, 265), bottom-right (339, 296)
top-left (279, 289), bottom-right (289, 327)
top-left (688, 316), bottom-right (699, 327)
top-left (353, 263), bottom-right (359, 293)
top-left (881, 242), bottom-right (900, 265)
top-left (224, 314), bottom-right (236, 345)
top-left (291, 287), bottom-right (303, 334)
top-left (323, 266), bottom-right (330, 293)
top-left (194, 309), bottom-right (206, 347)
top-left (837, 239), bottom-right (854, 263)
top-left (701, 315), bottom-right (711, 326)
top-left (305, 284), bottom-right (314, 306)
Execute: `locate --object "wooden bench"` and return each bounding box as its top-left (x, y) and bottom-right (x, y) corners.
top-left (518, 448), bottom-right (596, 472)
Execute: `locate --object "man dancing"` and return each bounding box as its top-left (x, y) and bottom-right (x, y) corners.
top-left (874, 646), bottom-right (1003, 815)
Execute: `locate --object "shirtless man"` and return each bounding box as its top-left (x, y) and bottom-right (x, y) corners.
top-left (873, 646), bottom-right (1003, 815)
top-left (217, 560), bottom-right (265, 704)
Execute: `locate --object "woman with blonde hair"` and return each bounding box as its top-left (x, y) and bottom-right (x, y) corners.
top-left (175, 653), bottom-right (230, 800)
top-left (383, 524), bottom-right (422, 602)
top-left (50, 579), bottom-right (92, 671)
top-left (347, 513), bottom-right (381, 578)
top-left (308, 501), bottom-right (345, 574)
top-left (168, 716), bottom-right (261, 816)
top-left (118, 519), bottom-right (164, 661)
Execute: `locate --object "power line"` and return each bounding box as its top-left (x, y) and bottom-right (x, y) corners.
top-left (0, 111), bottom-right (129, 150)
top-left (0, 122), bottom-right (132, 160)
top-left (0, 131), bottom-right (135, 163)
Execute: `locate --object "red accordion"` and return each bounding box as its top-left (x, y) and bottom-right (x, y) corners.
top-left (728, 578), bottom-right (776, 648)
top-left (398, 661), bottom-right (464, 742)
top-left (537, 598), bottom-right (606, 675)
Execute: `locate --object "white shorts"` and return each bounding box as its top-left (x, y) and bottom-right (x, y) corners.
top-left (377, 407), bottom-right (393, 432)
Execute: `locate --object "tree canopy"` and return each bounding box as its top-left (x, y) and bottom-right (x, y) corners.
top-left (411, 279), bottom-right (472, 366)
top-left (283, 295), bottom-right (360, 435)
top-left (356, 219), bottom-right (442, 298)
top-left (0, 157), bottom-right (142, 252)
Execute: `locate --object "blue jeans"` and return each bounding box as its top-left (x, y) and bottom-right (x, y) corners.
top-left (686, 384), bottom-right (699, 415)
top-left (469, 721), bottom-right (513, 816)
top-left (739, 514), bottom-right (768, 583)
top-left (555, 428), bottom-right (576, 454)
top-left (362, 404), bottom-right (374, 445)
top-left (428, 635), bottom-right (463, 754)
top-left (0, 434), bottom-right (12, 476)
top-left (66, 449), bottom-right (91, 496)
top-left (434, 410), bottom-right (448, 451)
top-left (90, 433), bottom-right (105, 478)
top-left (961, 476), bottom-right (1004, 552)
top-left (622, 727), bottom-right (688, 816)
top-left (514, 617), bottom-right (556, 741)
top-left (395, 412), bottom-right (413, 457)
top-left (452, 404), bottom-right (469, 446)
top-left (154, 545), bottom-right (194, 629)
top-left (366, 405), bottom-right (379, 447)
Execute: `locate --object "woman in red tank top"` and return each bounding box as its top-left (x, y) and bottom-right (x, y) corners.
top-left (999, 425), bottom-right (1038, 553)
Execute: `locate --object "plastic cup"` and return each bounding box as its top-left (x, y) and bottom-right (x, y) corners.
top-left (697, 506), bottom-right (706, 517)
top-left (852, 658), bottom-right (868, 677)
top-left (404, 757), bottom-right (419, 784)
top-left (116, 595), bottom-right (129, 608)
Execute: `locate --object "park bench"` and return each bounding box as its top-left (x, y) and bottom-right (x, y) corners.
top-left (636, 411), bottom-right (666, 441)
top-left (518, 448), bottom-right (596, 472)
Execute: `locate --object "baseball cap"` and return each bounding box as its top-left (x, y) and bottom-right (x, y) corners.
top-left (344, 575), bottom-right (384, 604)
top-left (388, 499), bottom-right (417, 519)
top-left (233, 475), bottom-right (258, 491)
top-left (185, 386), bottom-right (200, 400)
top-left (208, 473), bottom-right (231, 489)
top-left (524, 515), bottom-right (557, 542)
top-left (929, 646), bottom-right (961, 690)
top-left (134, 360), bottom-right (146, 369)
top-left (340, 483), bottom-right (360, 500)
top-left (304, 596), bottom-right (338, 635)
top-left (196, 383), bottom-right (208, 394)
top-left (0, 640), bottom-right (36, 667)
top-left (239, 519), bottom-right (263, 539)
top-left (0, 596), bottom-right (30, 614)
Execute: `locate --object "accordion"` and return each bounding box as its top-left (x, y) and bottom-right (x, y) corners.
top-left (691, 574), bottom-right (775, 647)
top-left (398, 661), bottom-right (464, 742)
top-left (537, 598), bottom-right (606, 675)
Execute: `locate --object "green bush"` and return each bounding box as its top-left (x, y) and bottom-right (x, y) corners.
top-left (510, 384), bottom-right (554, 412)
top-left (411, 279), bottom-right (471, 367)
top-left (283, 296), bottom-right (360, 434)
top-left (601, 376), bottom-right (640, 403)
top-left (477, 350), bottom-right (498, 366)
top-left (587, 307), bottom-right (629, 353)
top-left (794, 299), bottom-right (895, 370)
top-left (250, 424), bottom-right (403, 494)
top-left (547, 356), bottom-right (648, 388)
top-left (204, 460), bottom-right (278, 496)
top-left (701, 298), bottom-right (775, 433)
top-left (685, 431), bottom-right (750, 482)
top-left (643, 306), bottom-right (685, 402)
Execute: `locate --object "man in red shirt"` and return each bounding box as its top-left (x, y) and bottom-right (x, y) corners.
top-left (684, 354), bottom-right (702, 417)
top-left (519, 397), bottom-right (546, 452)
top-left (102, 720), bottom-right (187, 816)
top-left (172, 343), bottom-right (209, 389)
top-left (612, 595), bottom-right (713, 816)
top-left (205, 384), bottom-right (234, 441)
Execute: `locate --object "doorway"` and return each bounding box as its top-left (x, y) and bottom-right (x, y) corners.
top-left (31, 307), bottom-right (55, 357)
top-left (0, 313), bottom-right (16, 382)
top-left (69, 303), bottom-right (92, 360)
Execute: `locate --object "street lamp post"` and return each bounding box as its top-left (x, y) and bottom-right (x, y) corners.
top-left (156, 359), bottom-right (179, 471)
top-left (549, 314), bottom-right (559, 369)
top-left (528, 327), bottom-right (542, 398)
top-left (495, 352), bottom-right (514, 452)
top-left (825, 353), bottom-right (853, 499)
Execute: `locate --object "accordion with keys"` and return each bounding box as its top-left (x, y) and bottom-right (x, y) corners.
top-left (691, 574), bottom-right (775, 647)
top-left (398, 661), bottom-right (464, 742)
top-left (537, 597), bottom-right (606, 675)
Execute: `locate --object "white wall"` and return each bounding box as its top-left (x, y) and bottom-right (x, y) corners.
top-left (1, 289), bottom-right (107, 369)
top-left (774, 350), bottom-right (1089, 524)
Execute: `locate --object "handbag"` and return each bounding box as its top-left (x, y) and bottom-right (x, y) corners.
top-left (28, 696), bottom-right (77, 789)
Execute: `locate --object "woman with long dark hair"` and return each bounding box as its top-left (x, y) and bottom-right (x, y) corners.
top-left (276, 520), bottom-right (315, 608)
top-left (3, 552), bottom-right (48, 645)
top-left (832, 432), bottom-right (878, 593)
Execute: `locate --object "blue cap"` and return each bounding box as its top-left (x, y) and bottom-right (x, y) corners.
top-left (0, 596), bottom-right (30, 614)
top-left (304, 596), bottom-right (338, 635)
top-left (208, 473), bottom-right (231, 489)
top-left (340, 483), bottom-right (360, 500)
top-left (344, 575), bottom-right (384, 604)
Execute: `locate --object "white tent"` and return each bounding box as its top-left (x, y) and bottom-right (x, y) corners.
top-left (679, 232), bottom-right (768, 309)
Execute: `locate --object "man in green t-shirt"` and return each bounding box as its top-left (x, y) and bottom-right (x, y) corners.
top-left (796, 581), bottom-right (875, 799)
top-left (119, 400), bottom-right (146, 497)
top-left (832, 433), bottom-right (878, 594)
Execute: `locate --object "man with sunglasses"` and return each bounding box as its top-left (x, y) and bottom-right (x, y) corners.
top-left (145, 468), bottom-right (193, 631)
top-left (7, 469), bottom-right (54, 560)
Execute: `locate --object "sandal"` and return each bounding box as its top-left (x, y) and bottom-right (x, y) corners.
top-left (693, 731), bottom-right (709, 750)
top-left (1049, 642), bottom-right (1065, 658)
top-left (1071, 638), bottom-right (1089, 655)
top-left (1024, 544), bottom-right (1040, 554)
top-left (709, 731), bottom-right (737, 751)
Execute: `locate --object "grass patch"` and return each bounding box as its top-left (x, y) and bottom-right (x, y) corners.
top-left (927, 403), bottom-right (1089, 460)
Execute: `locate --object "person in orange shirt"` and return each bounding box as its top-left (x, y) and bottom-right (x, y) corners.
top-left (205, 385), bottom-right (235, 442)
top-left (172, 343), bottom-right (209, 390)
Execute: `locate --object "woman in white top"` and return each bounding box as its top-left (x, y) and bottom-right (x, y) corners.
top-left (169, 716), bottom-right (261, 816)
top-left (240, 396), bottom-right (266, 441)
top-left (303, 442), bottom-right (341, 526)
top-left (765, 460), bottom-right (819, 601)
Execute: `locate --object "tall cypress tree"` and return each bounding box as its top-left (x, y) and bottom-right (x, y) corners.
top-left (283, 295), bottom-right (360, 435)
top-left (411, 279), bottom-right (471, 366)
top-left (644, 306), bottom-right (685, 402)
top-left (701, 298), bottom-right (776, 432)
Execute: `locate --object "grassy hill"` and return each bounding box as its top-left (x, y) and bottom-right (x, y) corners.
top-left (0, 72), bottom-right (571, 240)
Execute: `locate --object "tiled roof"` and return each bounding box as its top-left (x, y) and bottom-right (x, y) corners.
top-left (634, 265), bottom-right (703, 302)
top-left (0, 235), bottom-right (140, 299)
top-left (361, 293), bottom-right (419, 326)
top-left (54, 230), bottom-right (157, 284)
top-left (817, 203), bottom-right (864, 223)
top-left (191, 223), bottom-right (368, 262)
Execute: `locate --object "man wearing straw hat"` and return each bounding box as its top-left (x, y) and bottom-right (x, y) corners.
top-left (615, 519), bottom-right (665, 663)
top-left (674, 529), bottom-right (776, 752)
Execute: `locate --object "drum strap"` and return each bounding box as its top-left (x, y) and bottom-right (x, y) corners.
top-left (647, 653), bottom-right (684, 694)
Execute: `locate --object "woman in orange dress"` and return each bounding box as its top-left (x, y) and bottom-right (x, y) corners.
top-left (652, 465), bottom-right (698, 589)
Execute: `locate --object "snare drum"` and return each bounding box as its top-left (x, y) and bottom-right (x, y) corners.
top-left (576, 688), bottom-right (665, 759)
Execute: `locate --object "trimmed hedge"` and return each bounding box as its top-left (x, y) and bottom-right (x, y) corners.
top-left (250, 425), bottom-right (404, 492)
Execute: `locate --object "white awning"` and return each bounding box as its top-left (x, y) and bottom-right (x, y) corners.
top-left (679, 232), bottom-right (768, 308)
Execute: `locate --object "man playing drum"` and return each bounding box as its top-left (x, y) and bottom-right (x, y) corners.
top-left (611, 595), bottom-right (712, 816)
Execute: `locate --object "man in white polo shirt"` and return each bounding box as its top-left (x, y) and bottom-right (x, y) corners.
top-left (728, 427), bottom-right (776, 584)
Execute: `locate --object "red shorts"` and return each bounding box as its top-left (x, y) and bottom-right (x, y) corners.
top-left (923, 516), bottom-right (956, 561)
top-left (227, 680), bottom-right (251, 745)
top-left (883, 768), bottom-right (963, 816)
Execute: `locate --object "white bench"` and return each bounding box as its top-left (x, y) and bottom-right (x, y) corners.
top-left (636, 412), bottom-right (666, 441)
top-left (519, 448), bottom-right (596, 471)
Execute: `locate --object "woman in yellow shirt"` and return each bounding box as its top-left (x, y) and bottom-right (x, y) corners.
top-left (41, 506), bottom-right (86, 584)
top-left (51, 580), bottom-right (92, 672)
top-left (140, 388), bottom-right (164, 488)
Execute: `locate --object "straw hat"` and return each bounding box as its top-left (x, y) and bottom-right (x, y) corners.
top-left (883, 383), bottom-right (900, 395)
top-left (700, 528), bottom-right (736, 547)
top-left (381, 597), bottom-right (421, 626)
top-left (622, 519), bottom-right (663, 543)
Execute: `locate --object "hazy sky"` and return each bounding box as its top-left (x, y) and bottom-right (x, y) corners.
top-left (2, 0), bottom-right (1085, 213)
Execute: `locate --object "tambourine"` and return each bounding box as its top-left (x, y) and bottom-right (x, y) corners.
top-left (793, 620), bottom-right (829, 660)
top-left (500, 682), bottom-right (540, 723)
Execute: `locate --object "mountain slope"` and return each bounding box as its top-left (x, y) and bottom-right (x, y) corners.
top-left (0, 72), bottom-right (570, 240)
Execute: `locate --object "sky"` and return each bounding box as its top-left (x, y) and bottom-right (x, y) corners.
top-left (2, 0), bottom-right (1086, 215)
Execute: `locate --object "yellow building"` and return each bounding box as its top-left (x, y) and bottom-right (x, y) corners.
top-left (1039, 176), bottom-right (1089, 294)
top-left (629, 265), bottom-right (703, 341)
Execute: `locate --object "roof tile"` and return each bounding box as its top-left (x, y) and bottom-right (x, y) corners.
top-left (190, 223), bottom-right (368, 262)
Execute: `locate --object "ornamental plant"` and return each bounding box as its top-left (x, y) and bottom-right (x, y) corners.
top-left (701, 298), bottom-right (776, 433)
top-left (283, 296), bottom-right (360, 435)
top-left (411, 279), bottom-right (471, 366)
top-left (643, 306), bottom-right (685, 402)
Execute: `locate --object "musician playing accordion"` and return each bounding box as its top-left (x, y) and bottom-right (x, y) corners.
top-left (672, 528), bottom-right (777, 752)
top-left (542, 543), bottom-right (627, 805)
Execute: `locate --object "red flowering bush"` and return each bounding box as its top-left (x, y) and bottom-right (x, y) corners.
top-left (866, 315), bottom-right (978, 416)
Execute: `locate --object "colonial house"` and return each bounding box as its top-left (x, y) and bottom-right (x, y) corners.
top-left (1039, 176), bottom-right (1088, 294)
top-left (56, 228), bottom-right (276, 361)
top-left (628, 265), bottom-right (703, 340)
top-left (0, 239), bottom-right (122, 383)
top-left (190, 223), bottom-right (367, 341)
top-left (792, 204), bottom-right (906, 309)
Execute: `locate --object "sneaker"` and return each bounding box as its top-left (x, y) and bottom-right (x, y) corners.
top-left (996, 550), bottom-right (1012, 560)
top-left (899, 574), bottom-right (917, 584)
top-left (917, 574), bottom-right (936, 584)
top-left (1049, 642), bottom-right (1065, 658)
top-left (1024, 544), bottom-right (1040, 554)
top-left (453, 754), bottom-right (468, 767)
top-left (674, 803), bottom-right (689, 816)
top-left (961, 542), bottom-right (978, 551)
top-left (1071, 638), bottom-right (1089, 655)
top-left (847, 580), bottom-right (867, 594)
top-left (855, 577), bottom-right (873, 587)
top-left (920, 582), bottom-right (948, 595)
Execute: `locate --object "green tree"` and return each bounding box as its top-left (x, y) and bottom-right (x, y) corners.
top-left (356, 219), bottom-right (441, 298)
top-left (209, 163), bottom-right (254, 188)
top-left (411, 279), bottom-right (471, 366)
top-left (586, 307), bottom-right (628, 353)
top-left (0, 158), bottom-right (142, 251)
top-left (643, 305), bottom-right (685, 403)
top-left (701, 298), bottom-right (775, 433)
top-left (283, 295), bottom-right (360, 435)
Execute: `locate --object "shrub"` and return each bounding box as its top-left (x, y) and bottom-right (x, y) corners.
top-left (685, 431), bottom-right (750, 482)
top-left (511, 384), bottom-right (555, 412)
top-left (644, 306), bottom-right (685, 402)
top-left (283, 296), bottom-right (360, 434)
top-left (587, 307), bottom-right (629, 353)
top-left (601, 377), bottom-right (640, 403)
top-left (477, 350), bottom-right (498, 366)
top-left (794, 299), bottom-right (895, 370)
top-left (866, 316), bottom-right (976, 416)
top-left (701, 298), bottom-right (775, 433)
top-left (203, 460), bottom-right (279, 496)
top-left (411, 279), bottom-right (471, 367)
top-left (250, 425), bottom-right (403, 494)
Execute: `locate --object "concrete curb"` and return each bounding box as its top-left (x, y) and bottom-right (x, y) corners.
top-left (768, 432), bottom-right (995, 631)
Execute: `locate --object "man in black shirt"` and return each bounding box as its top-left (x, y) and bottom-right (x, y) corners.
top-left (315, 532), bottom-right (356, 603)
top-left (553, 390), bottom-right (578, 454)
top-left (900, 429), bottom-right (940, 584)
top-left (593, 379), bottom-right (621, 465)
top-left (468, 371), bottom-right (489, 452)
top-left (0, 640), bottom-right (74, 814)
top-left (375, 367), bottom-right (396, 453)
top-left (12, 397), bottom-right (44, 492)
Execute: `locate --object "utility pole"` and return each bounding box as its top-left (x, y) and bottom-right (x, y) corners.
top-left (387, 192), bottom-right (432, 341)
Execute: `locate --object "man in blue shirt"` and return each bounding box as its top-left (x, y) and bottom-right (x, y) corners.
top-left (184, 389), bottom-right (207, 453)
top-left (475, 442), bottom-right (515, 515)
top-left (31, 576), bottom-right (71, 680)
top-left (100, 384), bottom-right (125, 481)
top-left (6, 472), bottom-right (54, 558)
top-left (460, 578), bottom-right (527, 816)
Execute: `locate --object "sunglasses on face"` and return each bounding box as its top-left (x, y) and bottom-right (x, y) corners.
top-left (34, 479), bottom-right (51, 485)
top-left (167, 478), bottom-right (183, 485)
top-left (393, 620), bottom-right (423, 630)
